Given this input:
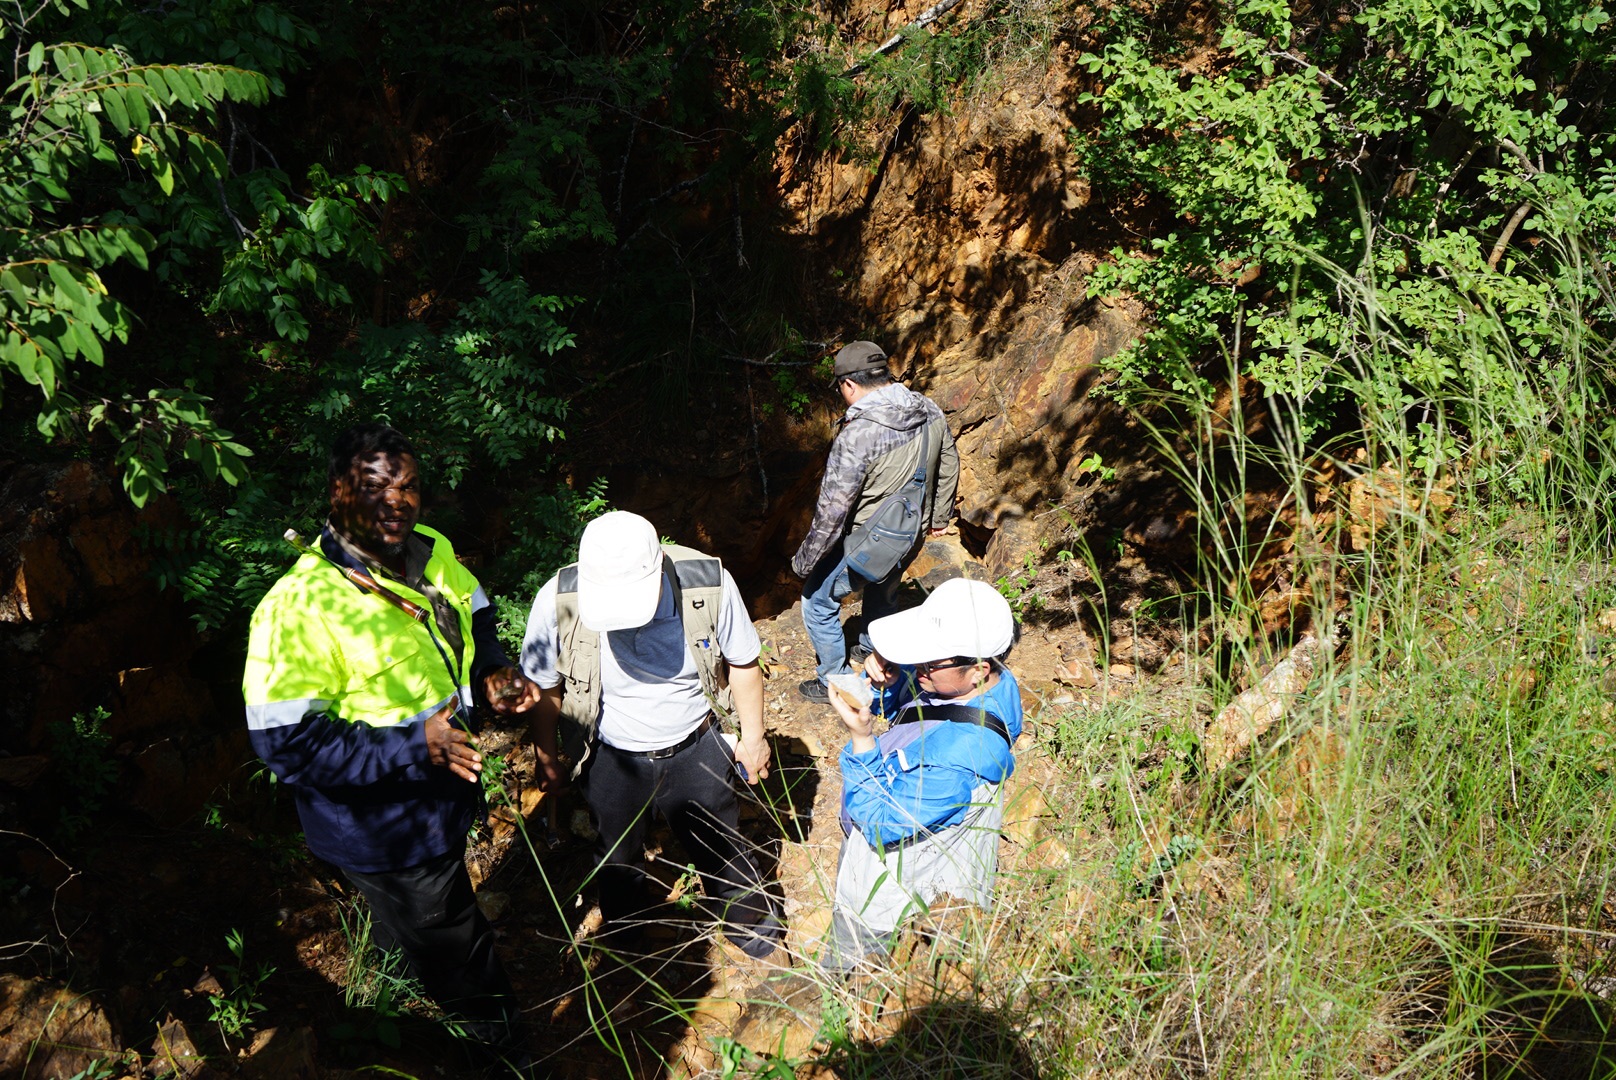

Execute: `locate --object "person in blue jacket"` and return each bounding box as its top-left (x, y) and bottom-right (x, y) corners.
top-left (244, 424), bottom-right (542, 1067)
top-left (821, 576), bottom-right (1021, 971)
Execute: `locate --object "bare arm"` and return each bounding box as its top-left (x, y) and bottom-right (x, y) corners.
top-left (729, 660), bottom-right (770, 784)
top-left (527, 684), bottom-right (564, 792)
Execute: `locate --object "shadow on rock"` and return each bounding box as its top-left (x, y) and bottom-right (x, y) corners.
top-left (824, 1000), bottom-right (1042, 1080)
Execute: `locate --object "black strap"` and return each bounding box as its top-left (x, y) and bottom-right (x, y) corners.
top-left (909, 421), bottom-right (932, 485)
top-left (893, 701), bottom-right (1013, 748)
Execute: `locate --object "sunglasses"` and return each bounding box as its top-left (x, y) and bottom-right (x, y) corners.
top-left (915, 656), bottom-right (982, 676)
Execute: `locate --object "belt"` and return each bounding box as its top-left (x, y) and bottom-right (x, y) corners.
top-left (641, 714), bottom-right (713, 760)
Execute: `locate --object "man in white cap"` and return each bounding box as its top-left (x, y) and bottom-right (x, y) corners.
top-left (791, 340), bottom-right (959, 703)
top-left (820, 577), bottom-right (1021, 970)
top-left (520, 511), bottom-right (782, 958)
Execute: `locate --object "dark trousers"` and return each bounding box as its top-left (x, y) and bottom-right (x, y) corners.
top-left (344, 846), bottom-right (518, 1048)
top-left (579, 725), bottom-right (775, 939)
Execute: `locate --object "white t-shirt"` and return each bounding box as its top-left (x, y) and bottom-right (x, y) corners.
top-left (521, 569), bottom-right (761, 752)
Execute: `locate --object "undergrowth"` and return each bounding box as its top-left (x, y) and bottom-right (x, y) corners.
top-left (653, 220), bottom-right (1616, 1076)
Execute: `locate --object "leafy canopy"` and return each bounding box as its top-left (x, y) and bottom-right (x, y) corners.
top-left (0, 0), bottom-right (402, 504)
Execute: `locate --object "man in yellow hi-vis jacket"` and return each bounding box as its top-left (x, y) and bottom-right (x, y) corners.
top-left (243, 424), bottom-right (539, 1067)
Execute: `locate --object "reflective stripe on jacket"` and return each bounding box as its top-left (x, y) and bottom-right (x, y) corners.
top-left (242, 524), bottom-right (486, 872)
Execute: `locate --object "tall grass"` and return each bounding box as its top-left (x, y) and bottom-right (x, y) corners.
top-left (448, 223), bottom-right (1616, 1078)
top-left (697, 233), bottom-right (1616, 1079)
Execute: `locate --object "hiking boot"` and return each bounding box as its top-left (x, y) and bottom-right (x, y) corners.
top-left (797, 678), bottom-right (829, 703)
top-left (848, 645), bottom-right (872, 667)
top-left (727, 913), bottom-right (785, 960)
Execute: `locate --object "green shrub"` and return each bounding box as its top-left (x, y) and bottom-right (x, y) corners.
top-left (1076, 0), bottom-right (1616, 433)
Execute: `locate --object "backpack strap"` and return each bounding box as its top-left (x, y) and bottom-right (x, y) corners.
top-left (552, 564), bottom-right (603, 776)
top-left (914, 419), bottom-right (937, 526)
top-left (893, 700), bottom-right (1013, 749)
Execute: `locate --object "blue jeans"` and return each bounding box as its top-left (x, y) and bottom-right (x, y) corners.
top-left (801, 548), bottom-right (903, 683)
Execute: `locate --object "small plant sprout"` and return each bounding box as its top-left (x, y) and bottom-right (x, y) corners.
top-left (207, 928), bottom-right (275, 1042)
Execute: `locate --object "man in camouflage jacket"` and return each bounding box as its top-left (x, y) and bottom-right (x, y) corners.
top-left (791, 341), bottom-right (959, 702)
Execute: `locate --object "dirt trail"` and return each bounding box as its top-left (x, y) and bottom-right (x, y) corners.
top-left (454, 544), bottom-right (1091, 1079)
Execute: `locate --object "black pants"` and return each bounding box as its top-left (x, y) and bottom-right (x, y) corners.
top-left (344, 846), bottom-right (518, 1049)
top-left (580, 725), bottom-right (775, 939)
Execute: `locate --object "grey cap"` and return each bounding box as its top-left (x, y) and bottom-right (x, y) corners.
top-left (831, 340), bottom-right (889, 380)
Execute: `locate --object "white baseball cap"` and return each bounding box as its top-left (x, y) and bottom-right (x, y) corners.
top-left (576, 511), bottom-right (665, 631)
top-left (868, 577), bottom-right (1015, 665)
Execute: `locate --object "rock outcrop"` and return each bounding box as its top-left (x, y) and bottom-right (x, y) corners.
top-left (776, 54), bottom-right (1154, 577)
top-left (0, 461), bottom-right (239, 828)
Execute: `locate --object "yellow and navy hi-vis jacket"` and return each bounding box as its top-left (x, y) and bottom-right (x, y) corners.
top-left (243, 524), bottom-right (504, 873)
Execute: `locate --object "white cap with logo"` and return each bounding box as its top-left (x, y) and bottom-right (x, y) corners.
top-left (867, 577), bottom-right (1015, 666)
top-left (576, 511), bottom-right (665, 631)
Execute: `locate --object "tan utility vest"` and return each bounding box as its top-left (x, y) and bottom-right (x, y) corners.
top-left (553, 544), bottom-right (732, 775)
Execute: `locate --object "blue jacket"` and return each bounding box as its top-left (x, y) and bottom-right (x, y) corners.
top-left (243, 525), bottom-right (508, 873)
top-left (839, 668), bottom-right (1022, 851)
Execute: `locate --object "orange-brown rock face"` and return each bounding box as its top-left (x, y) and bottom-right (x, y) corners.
top-left (0, 462), bottom-right (238, 826)
top-left (775, 57), bottom-right (1149, 573)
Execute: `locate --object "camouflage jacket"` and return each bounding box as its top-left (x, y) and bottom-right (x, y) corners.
top-left (791, 382), bottom-right (959, 578)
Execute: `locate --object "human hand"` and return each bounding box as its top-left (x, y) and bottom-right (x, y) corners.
top-left (425, 703), bottom-right (482, 782)
top-left (827, 685), bottom-right (876, 742)
top-left (929, 526), bottom-right (949, 537)
top-left (734, 734), bottom-right (771, 785)
top-left (483, 666), bottom-right (542, 714)
top-left (863, 652), bottom-right (896, 688)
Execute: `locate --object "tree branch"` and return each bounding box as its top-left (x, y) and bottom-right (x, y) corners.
top-left (1496, 137), bottom-right (1542, 175)
top-left (1427, 139), bottom-right (1480, 236)
top-left (1487, 201), bottom-right (1532, 270)
top-left (1266, 49), bottom-right (1348, 91)
top-left (0, 828), bottom-right (83, 961)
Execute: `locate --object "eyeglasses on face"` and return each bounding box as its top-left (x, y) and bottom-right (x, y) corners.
top-left (915, 656), bottom-right (981, 676)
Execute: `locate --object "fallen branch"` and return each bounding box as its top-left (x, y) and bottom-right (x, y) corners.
top-left (843, 0), bottom-right (969, 78)
top-left (0, 828), bottom-right (82, 962)
top-left (1201, 621), bottom-right (1341, 774)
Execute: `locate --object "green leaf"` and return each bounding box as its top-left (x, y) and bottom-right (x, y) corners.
top-left (124, 82), bottom-right (152, 129)
top-left (54, 46), bottom-right (85, 80)
top-left (151, 154), bottom-right (175, 196)
top-left (183, 438), bottom-right (219, 482)
top-left (46, 261), bottom-right (89, 308)
top-left (77, 319), bottom-right (104, 365)
top-left (160, 67), bottom-right (200, 109)
top-left (0, 268), bottom-right (27, 303)
top-left (2, 332), bottom-right (40, 383)
top-left (100, 87), bottom-right (130, 135)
